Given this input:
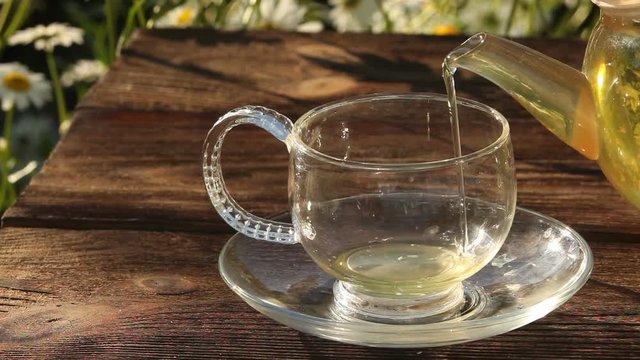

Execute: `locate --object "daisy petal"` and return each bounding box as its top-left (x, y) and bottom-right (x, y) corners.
top-left (0, 62), bottom-right (52, 111)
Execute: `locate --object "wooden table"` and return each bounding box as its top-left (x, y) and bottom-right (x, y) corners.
top-left (0, 30), bottom-right (638, 358)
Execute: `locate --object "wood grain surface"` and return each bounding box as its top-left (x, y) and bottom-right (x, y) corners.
top-left (0, 227), bottom-right (637, 358)
top-left (0, 30), bottom-right (638, 358)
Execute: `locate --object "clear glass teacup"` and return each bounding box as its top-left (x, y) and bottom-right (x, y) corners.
top-left (204, 93), bottom-right (516, 323)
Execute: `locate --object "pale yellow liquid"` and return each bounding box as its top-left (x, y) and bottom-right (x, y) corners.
top-left (332, 243), bottom-right (475, 295)
top-left (299, 194), bottom-right (507, 297)
top-left (584, 15), bottom-right (640, 207)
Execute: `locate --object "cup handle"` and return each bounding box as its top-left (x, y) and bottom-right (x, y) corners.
top-left (203, 106), bottom-right (297, 244)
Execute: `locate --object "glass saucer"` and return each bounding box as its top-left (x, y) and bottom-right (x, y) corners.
top-left (218, 207), bottom-right (593, 348)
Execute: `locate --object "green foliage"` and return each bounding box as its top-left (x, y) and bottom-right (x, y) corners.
top-left (0, 0), bottom-right (32, 54)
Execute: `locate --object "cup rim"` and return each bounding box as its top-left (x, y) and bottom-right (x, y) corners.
top-left (290, 92), bottom-right (511, 171)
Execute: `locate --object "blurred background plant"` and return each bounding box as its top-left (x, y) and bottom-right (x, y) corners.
top-left (0, 0), bottom-right (596, 211)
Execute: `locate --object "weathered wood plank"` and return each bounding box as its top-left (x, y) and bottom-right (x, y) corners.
top-left (3, 106), bottom-right (637, 234)
top-left (0, 227), bottom-right (636, 358)
top-left (79, 30), bottom-right (587, 117)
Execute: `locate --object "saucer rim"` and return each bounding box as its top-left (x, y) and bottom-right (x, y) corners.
top-left (219, 206), bottom-right (593, 342)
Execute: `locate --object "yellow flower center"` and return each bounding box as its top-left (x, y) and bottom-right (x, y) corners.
top-left (434, 24), bottom-right (460, 36)
top-left (177, 8), bottom-right (196, 26)
top-left (3, 71), bottom-right (31, 92)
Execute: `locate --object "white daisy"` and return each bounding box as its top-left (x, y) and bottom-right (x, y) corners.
top-left (372, 0), bottom-right (461, 35)
top-left (459, 0), bottom-right (562, 36)
top-left (224, 0), bottom-right (322, 32)
top-left (372, 0), bottom-right (425, 34)
top-left (0, 63), bottom-right (52, 111)
top-left (329, 0), bottom-right (379, 33)
top-left (8, 23), bottom-right (84, 52)
top-left (155, 0), bottom-right (200, 28)
top-left (259, 0), bottom-right (323, 32)
top-left (61, 60), bottom-right (108, 87)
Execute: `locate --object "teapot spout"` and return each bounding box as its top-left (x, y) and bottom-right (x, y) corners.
top-left (447, 33), bottom-right (599, 160)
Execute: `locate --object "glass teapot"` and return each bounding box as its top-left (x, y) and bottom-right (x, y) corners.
top-left (447, 0), bottom-right (640, 208)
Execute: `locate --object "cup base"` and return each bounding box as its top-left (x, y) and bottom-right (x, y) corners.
top-left (329, 281), bottom-right (487, 324)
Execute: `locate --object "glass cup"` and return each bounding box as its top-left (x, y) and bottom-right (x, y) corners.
top-left (203, 93), bottom-right (516, 324)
